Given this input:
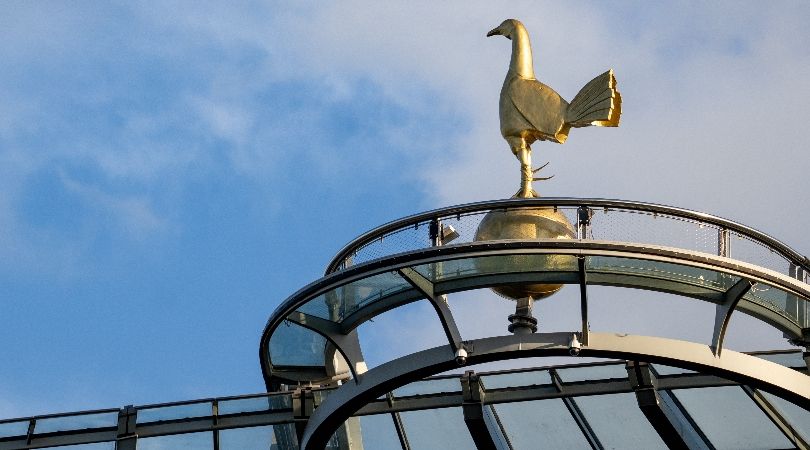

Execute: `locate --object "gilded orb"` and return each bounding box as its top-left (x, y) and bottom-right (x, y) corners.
top-left (474, 206), bottom-right (576, 300)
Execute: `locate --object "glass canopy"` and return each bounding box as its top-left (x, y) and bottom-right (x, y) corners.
top-left (2, 353), bottom-right (807, 449)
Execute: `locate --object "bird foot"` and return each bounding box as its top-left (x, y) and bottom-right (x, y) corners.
top-left (513, 187), bottom-right (539, 199)
top-left (532, 161), bottom-right (551, 174)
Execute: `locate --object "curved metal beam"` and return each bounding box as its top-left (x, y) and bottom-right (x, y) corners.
top-left (300, 332), bottom-right (810, 449)
top-left (262, 240), bottom-right (810, 387)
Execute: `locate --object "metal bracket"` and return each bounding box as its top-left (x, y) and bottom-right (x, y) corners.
top-left (711, 279), bottom-right (754, 356)
top-left (398, 267), bottom-right (464, 353)
top-left (285, 312), bottom-right (367, 384)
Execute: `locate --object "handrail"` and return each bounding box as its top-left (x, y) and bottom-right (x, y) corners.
top-left (324, 198), bottom-right (810, 276)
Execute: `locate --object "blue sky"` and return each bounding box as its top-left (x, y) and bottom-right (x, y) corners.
top-left (1, 2), bottom-right (809, 417)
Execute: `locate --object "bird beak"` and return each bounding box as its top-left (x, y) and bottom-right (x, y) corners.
top-left (486, 27), bottom-right (501, 37)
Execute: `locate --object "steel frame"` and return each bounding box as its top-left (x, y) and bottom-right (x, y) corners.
top-left (261, 239), bottom-right (810, 389)
top-left (300, 333), bottom-right (810, 449)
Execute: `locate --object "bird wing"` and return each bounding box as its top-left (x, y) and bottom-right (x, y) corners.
top-left (508, 77), bottom-right (568, 142)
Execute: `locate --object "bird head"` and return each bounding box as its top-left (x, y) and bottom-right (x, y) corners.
top-left (486, 19), bottom-right (522, 40)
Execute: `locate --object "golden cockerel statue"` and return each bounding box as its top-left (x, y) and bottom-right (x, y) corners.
top-left (487, 19), bottom-right (622, 197)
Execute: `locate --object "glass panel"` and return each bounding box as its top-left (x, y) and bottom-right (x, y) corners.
top-left (35, 412), bottom-right (118, 433)
top-left (0, 420), bottom-right (30, 438)
top-left (494, 398), bottom-right (591, 449)
top-left (651, 364), bottom-right (696, 376)
top-left (218, 394), bottom-right (291, 415)
top-left (556, 363), bottom-right (627, 383)
top-left (137, 402), bottom-right (211, 423)
top-left (220, 424), bottom-right (298, 450)
top-left (269, 321), bottom-right (326, 367)
top-left (673, 386), bottom-right (793, 449)
top-left (137, 432), bottom-right (213, 450)
top-left (399, 407), bottom-right (475, 449)
top-left (393, 377), bottom-right (461, 397)
top-left (413, 254), bottom-right (578, 282)
top-left (587, 256), bottom-right (740, 292)
top-left (575, 393), bottom-right (667, 449)
top-left (480, 369), bottom-right (552, 389)
top-left (358, 414), bottom-right (402, 450)
top-left (754, 351), bottom-right (805, 368)
top-left (760, 391), bottom-right (810, 442)
top-left (296, 271), bottom-right (412, 322)
top-left (744, 283), bottom-right (804, 323)
top-left (39, 443), bottom-right (115, 450)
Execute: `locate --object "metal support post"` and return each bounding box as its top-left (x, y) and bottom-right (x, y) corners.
top-left (461, 371), bottom-right (510, 450)
top-left (577, 256), bottom-right (589, 346)
top-left (576, 206), bottom-right (592, 239)
top-left (717, 228), bottom-right (730, 257)
top-left (292, 387), bottom-right (315, 445)
top-left (115, 406), bottom-right (137, 450)
top-left (508, 296), bottom-right (537, 335)
top-left (429, 218), bottom-right (441, 247)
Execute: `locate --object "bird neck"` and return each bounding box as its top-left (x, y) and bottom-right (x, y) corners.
top-left (509, 25), bottom-right (536, 79)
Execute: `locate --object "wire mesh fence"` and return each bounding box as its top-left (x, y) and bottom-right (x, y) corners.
top-left (328, 200), bottom-right (807, 287)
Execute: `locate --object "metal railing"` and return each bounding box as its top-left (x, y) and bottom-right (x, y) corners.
top-left (325, 198), bottom-right (810, 285)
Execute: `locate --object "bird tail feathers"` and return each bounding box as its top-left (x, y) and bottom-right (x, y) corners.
top-left (565, 69), bottom-right (621, 128)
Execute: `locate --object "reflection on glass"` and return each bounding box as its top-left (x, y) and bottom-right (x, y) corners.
top-left (393, 377), bottom-right (461, 397)
top-left (220, 424), bottom-right (297, 450)
top-left (35, 412), bottom-right (118, 434)
top-left (218, 397), bottom-right (270, 415)
top-left (137, 432), bottom-right (213, 450)
top-left (358, 414), bottom-right (401, 450)
top-left (587, 256), bottom-right (739, 291)
top-left (556, 363), bottom-right (627, 383)
top-left (400, 407), bottom-right (475, 449)
top-left (296, 271), bottom-right (412, 322)
top-left (576, 393), bottom-right (667, 449)
top-left (0, 420), bottom-right (30, 438)
top-left (494, 399), bottom-right (590, 449)
top-left (744, 283), bottom-right (803, 324)
top-left (137, 403), bottom-right (211, 423)
top-left (480, 369), bottom-right (552, 389)
top-left (760, 391), bottom-right (810, 442)
top-left (413, 254), bottom-right (578, 282)
top-left (673, 386), bottom-right (793, 449)
top-left (269, 321), bottom-right (326, 367)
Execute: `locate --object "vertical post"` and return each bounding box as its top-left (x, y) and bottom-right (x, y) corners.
top-left (576, 206), bottom-right (592, 240)
top-left (115, 406), bottom-right (137, 450)
top-left (292, 388), bottom-right (315, 446)
top-left (577, 256), bottom-right (589, 346)
top-left (429, 218), bottom-right (441, 247)
top-left (212, 400), bottom-right (220, 450)
top-left (717, 228), bottom-right (730, 257)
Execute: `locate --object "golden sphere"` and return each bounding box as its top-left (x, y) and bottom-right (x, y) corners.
top-left (474, 206), bottom-right (576, 300)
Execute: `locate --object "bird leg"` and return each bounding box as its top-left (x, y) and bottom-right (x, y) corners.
top-left (515, 145), bottom-right (539, 198)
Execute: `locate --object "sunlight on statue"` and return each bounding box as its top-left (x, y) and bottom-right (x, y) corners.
top-left (487, 19), bottom-right (621, 198)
